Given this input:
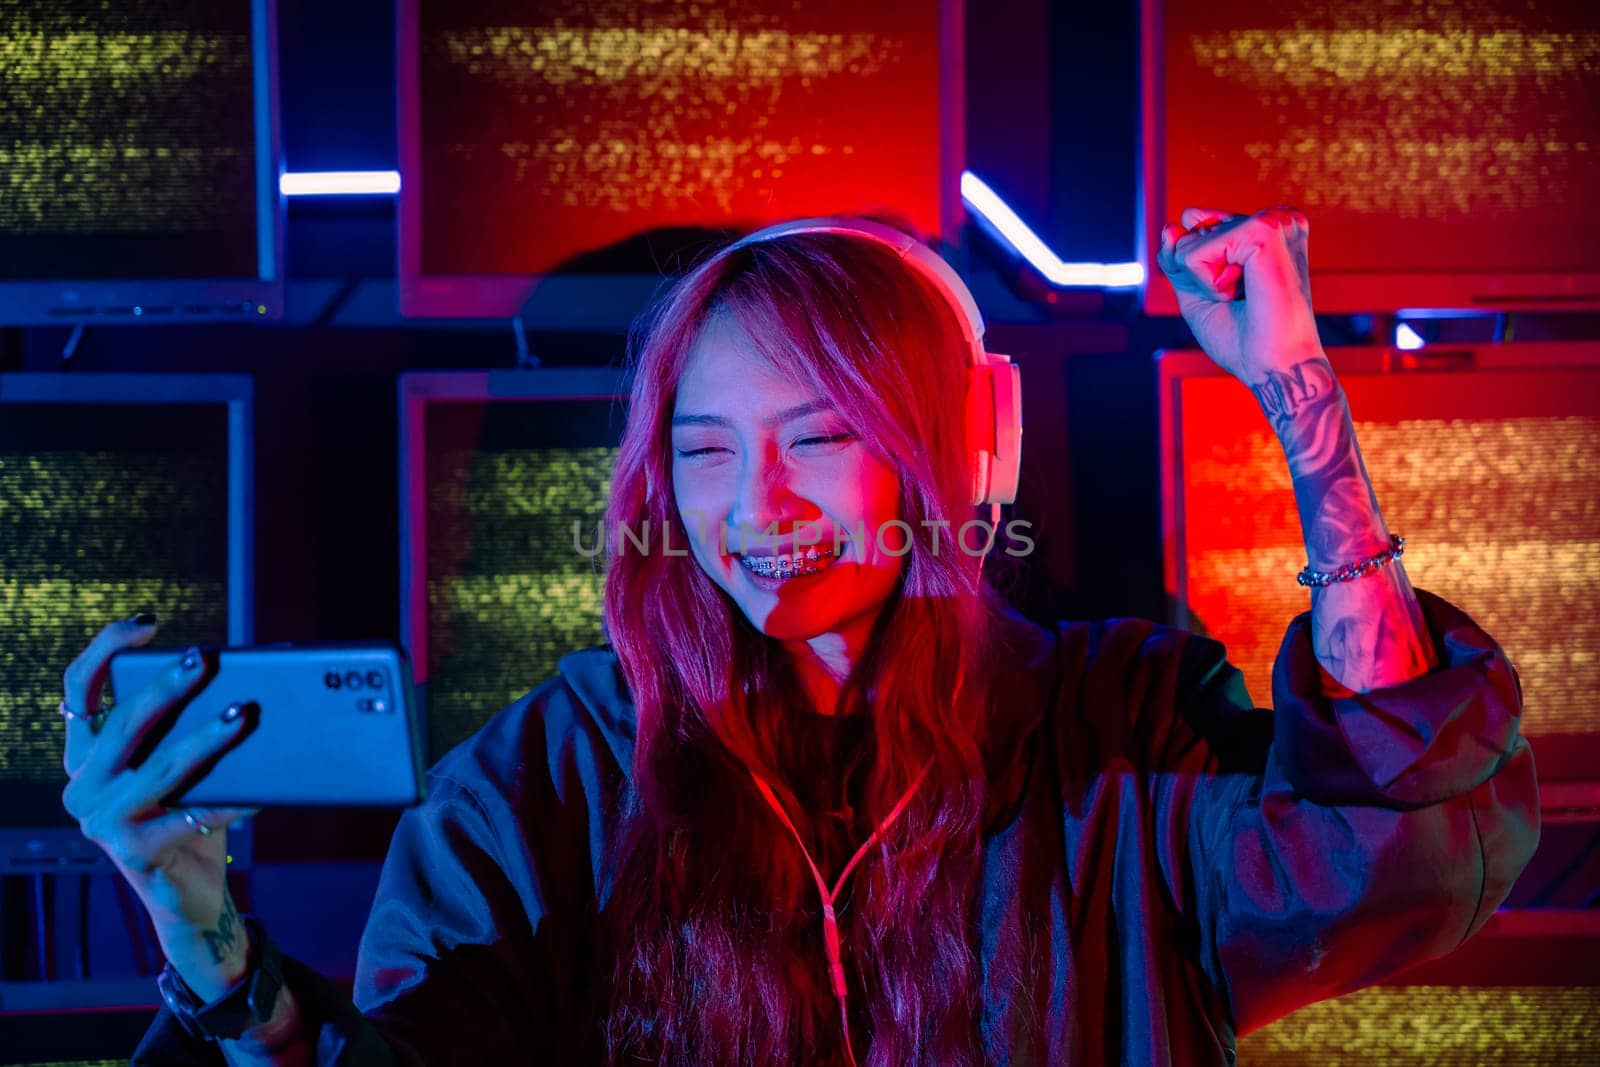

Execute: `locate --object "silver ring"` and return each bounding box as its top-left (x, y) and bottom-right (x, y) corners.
top-left (58, 697), bottom-right (110, 727)
top-left (182, 810), bottom-right (213, 837)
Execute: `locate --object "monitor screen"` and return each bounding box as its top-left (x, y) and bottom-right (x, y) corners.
top-left (398, 0), bottom-right (961, 318)
top-left (1142, 0), bottom-right (1600, 313)
top-left (1157, 342), bottom-right (1600, 782)
top-left (0, 375), bottom-right (252, 864)
top-left (1238, 984), bottom-right (1600, 1064)
top-left (400, 370), bottom-right (628, 762)
top-left (0, 0), bottom-right (283, 324)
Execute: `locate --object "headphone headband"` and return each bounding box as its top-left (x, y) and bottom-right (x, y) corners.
top-left (726, 218), bottom-right (987, 360)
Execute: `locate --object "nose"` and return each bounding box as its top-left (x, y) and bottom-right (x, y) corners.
top-left (726, 443), bottom-right (803, 550)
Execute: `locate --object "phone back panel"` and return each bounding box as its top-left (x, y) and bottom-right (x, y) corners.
top-left (109, 644), bottom-right (426, 807)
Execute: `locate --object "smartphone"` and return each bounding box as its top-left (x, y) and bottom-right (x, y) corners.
top-left (107, 642), bottom-right (427, 808)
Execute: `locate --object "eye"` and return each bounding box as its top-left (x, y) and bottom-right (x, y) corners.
top-left (675, 446), bottom-right (724, 458)
top-left (795, 433), bottom-right (855, 449)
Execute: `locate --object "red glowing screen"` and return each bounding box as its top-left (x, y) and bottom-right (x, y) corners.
top-left (1143, 0), bottom-right (1600, 313)
top-left (399, 0), bottom-right (959, 318)
top-left (1158, 343), bottom-right (1600, 781)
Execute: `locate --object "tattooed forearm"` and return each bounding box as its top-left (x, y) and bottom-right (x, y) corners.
top-left (202, 887), bottom-right (243, 966)
top-left (1255, 355), bottom-right (1437, 693)
top-left (1252, 359), bottom-right (1337, 430)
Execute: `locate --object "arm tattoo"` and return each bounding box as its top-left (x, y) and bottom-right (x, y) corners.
top-left (202, 887), bottom-right (242, 966)
top-left (1252, 360), bottom-right (1335, 429)
top-left (1255, 355), bottom-right (1438, 693)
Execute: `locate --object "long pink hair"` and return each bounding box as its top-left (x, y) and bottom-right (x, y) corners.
top-left (597, 225), bottom-right (1018, 1065)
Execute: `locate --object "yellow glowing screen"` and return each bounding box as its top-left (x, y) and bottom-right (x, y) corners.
top-left (421, 400), bottom-right (624, 762)
top-left (1173, 364), bottom-right (1600, 761)
top-left (0, 0), bottom-right (261, 280)
top-left (415, 0), bottom-right (949, 277)
top-left (1238, 985), bottom-right (1600, 1065)
top-left (0, 404), bottom-right (231, 788)
top-left (1160, 0), bottom-right (1600, 274)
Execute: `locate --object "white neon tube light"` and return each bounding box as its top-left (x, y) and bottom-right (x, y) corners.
top-left (960, 171), bottom-right (1144, 289)
top-left (279, 170), bottom-right (402, 196)
top-left (1395, 323), bottom-right (1426, 350)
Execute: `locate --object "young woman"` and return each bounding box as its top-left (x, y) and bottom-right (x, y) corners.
top-left (61, 206), bottom-right (1537, 1066)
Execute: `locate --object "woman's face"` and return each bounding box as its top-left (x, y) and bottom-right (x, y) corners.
top-left (670, 312), bottom-right (904, 645)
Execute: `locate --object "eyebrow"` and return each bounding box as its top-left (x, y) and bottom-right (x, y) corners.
top-left (670, 398), bottom-right (836, 430)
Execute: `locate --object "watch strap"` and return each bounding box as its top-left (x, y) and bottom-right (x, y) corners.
top-left (157, 913), bottom-right (285, 1043)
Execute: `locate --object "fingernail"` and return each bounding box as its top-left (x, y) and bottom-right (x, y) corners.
top-left (220, 702), bottom-right (244, 724)
top-left (132, 613), bottom-right (157, 627)
top-left (181, 646), bottom-right (202, 671)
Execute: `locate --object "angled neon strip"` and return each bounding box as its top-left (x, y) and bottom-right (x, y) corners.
top-left (961, 171), bottom-right (1144, 289)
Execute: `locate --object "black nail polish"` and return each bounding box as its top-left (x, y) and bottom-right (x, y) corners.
top-left (181, 646), bottom-right (202, 671)
top-left (133, 613), bottom-right (157, 627)
top-left (220, 702), bottom-right (244, 723)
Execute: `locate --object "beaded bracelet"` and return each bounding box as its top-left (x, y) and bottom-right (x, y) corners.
top-left (1297, 533), bottom-right (1406, 587)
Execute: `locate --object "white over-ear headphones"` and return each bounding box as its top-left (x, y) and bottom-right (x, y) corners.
top-left (726, 218), bottom-right (1023, 512)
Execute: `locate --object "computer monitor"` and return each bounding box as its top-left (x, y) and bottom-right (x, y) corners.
top-left (1140, 0), bottom-right (1600, 314)
top-left (0, 373), bottom-right (254, 870)
top-left (397, 0), bottom-right (964, 319)
top-left (1157, 341), bottom-right (1600, 783)
top-left (0, 0), bottom-right (284, 325)
top-left (399, 369), bottom-right (630, 763)
top-left (1235, 911), bottom-right (1600, 1063)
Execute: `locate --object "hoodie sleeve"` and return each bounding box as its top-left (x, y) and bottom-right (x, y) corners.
top-left (126, 779), bottom-right (525, 1067)
top-left (339, 771), bottom-right (556, 1065)
top-left (130, 677), bottom-right (612, 1066)
top-left (130, 944), bottom-right (409, 1067)
top-left (1075, 587), bottom-right (1540, 1038)
top-left (349, 676), bottom-right (614, 1066)
top-left (129, 775), bottom-right (566, 1067)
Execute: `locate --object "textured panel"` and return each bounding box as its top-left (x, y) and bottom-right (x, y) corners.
top-left (421, 401), bottom-right (622, 761)
top-left (414, 0), bottom-right (949, 277)
top-left (0, 0), bottom-right (260, 280)
top-left (1238, 985), bottom-right (1600, 1066)
top-left (1175, 367), bottom-right (1600, 740)
top-left (1160, 0), bottom-right (1600, 275)
top-left (0, 404), bottom-right (231, 785)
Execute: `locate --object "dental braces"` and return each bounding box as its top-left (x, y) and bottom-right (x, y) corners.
top-left (740, 547), bottom-right (837, 578)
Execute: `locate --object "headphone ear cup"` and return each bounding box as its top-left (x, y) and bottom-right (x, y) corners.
top-left (964, 364), bottom-right (994, 507)
top-left (966, 355), bottom-right (1022, 506)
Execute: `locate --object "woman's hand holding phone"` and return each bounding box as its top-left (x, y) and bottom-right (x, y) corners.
top-left (58, 614), bottom-right (260, 1001)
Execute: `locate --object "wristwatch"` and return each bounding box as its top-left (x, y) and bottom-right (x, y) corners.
top-left (157, 914), bottom-right (285, 1042)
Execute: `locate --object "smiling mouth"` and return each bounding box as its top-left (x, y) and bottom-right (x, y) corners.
top-left (737, 545), bottom-right (844, 579)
